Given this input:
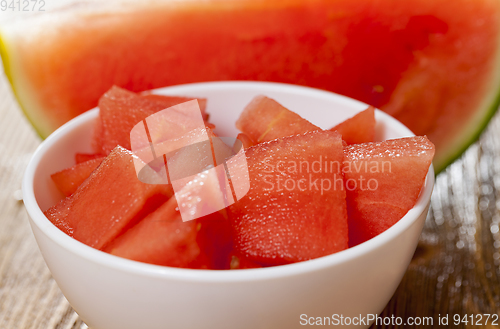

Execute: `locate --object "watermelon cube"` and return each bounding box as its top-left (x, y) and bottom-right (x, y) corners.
top-left (235, 96), bottom-right (319, 143)
top-left (236, 133), bottom-right (255, 149)
top-left (44, 146), bottom-right (172, 249)
top-left (51, 156), bottom-right (104, 196)
top-left (97, 86), bottom-right (207, 154)
top-left (229, 130), bottom-right (348, 265)
top-left (343, 136), bottom-right (435, 246)
top-left (103, 196), bottom-right (200, 267)
top-left (330, 106), bottom-right (376, 145)
top-left (140, 93), bottom-right (208, 120)
top-left (75, 153), bottom-right (104, 164)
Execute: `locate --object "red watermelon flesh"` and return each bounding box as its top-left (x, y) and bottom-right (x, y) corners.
top-left (188, 211), bottom-right (234, 270)
top-left (123, 123), bottom-right (235, 269)
top-left (103, 195), bottom-right (200, 267)
top-left (229, 251), bottom-right (263, 270)
top-left (90, 117), bottom-right (104, 155)
top-left (50, 157), bottom-right (104, 197)
top-left (131, 121), bottom-right (233, 188)
top-left (44, 146), bottom-right (172, 250)
top-left (164, 128), bottom-right (233, 182)
top-left (43, 197), bottom-right (73, 237)
top-left (228, 130), bottom-right (348, 265)
top-left (170, 162), bottom-right (234, 223)
top-left (236, 133), bottom-right (255, 149)
top-left (96, 86), bottom-right (207, 154)
top-left (128, 97), bottom-right (208, 165)
top-left (331, 106), bottom-right (376, 145)
top-left (75, 152), bottom-right (104, 164)
top-left (235, 95), bottom-right (319, 143)
top-left (132, 126), bottom-right (212, 179)
top-left (141, 93), bottom-right (208, 121)
top-left (3, 0), bottom-right (500, 174)
top-left (343, 136), bottom-right (434, 247)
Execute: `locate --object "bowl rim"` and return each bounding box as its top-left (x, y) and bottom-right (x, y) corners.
top-left (22, 81), bottom-right (435, 283)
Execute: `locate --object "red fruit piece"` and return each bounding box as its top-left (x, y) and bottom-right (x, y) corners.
top-left (235, 96), bottom-right (319, 143)
top-left (98, 86), bottom-right (207, 154)
top-left (141, 93), bottom-right (208, 120)
top-left (44, 146), bottom-right (172, 249)
top-left (236, 133), bottom-right (255, 149)
top-left (229, 130), bottom-right (348, 265)
top-left (91, 117), bottom-right (104, 154)
top-left (103, 196), bottom-right (199, 267)
top-left (51, 157), bottom-right (104, 197)
top-left (330, 106), bottom-right (376, 145)
top-left (343, 136), bottom-right (435, 246)
top-left (188, 211), bottom-right (234, 270)
top-left (75, 153), bottom-right (104, 164)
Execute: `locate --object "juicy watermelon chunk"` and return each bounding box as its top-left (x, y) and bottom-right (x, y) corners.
top-left (90, 117), bottom-right (104, 155)
top-left (331, 106), bottom-right (376, 144)
top-left (97, 86), bottom-right (207, 154)
top-left (188, 211), bottom-right (234, 270)
top-left (229, 130), bottom-right (348, 265)
top-left (103, 196), bottom-right (200, 267)
top-left (44, 146), bottom-right (172, 249)
top-left (343, 136), bottom-right (435, 246)
top-left (235, 96), bottom-right (319, 143)
top-left (50, 157), bottom-right (104, 197)
top-left (75, 153), bottom-right (104, 164)
top-left (236, 133), bottom-right (255, 149)
top-left (141, 93), bottom-right (208, 120)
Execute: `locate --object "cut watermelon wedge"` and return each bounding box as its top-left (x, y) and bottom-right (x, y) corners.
top-left (343, 136), bottom-right (435, 246)
top-left (235, 95), bottom-right (319, 143)
top-left (228, 130), bottom-right (348, 265)
top-left (1, 0), bottom-right (500, 173)
top-left (97, 86), bottom-right (207, 154)
top-left (330, 106), bottom-right (375, 145)
top-left (75, 153), bottom-right (103, 164)
top-left (103, 196), bottom-right (200, 267)
top-left (44, 146), bottom-right (172, 250)
top-left (51, 156), bottom-right (104, 197)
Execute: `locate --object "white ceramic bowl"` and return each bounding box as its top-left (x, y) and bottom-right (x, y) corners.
top-left (23, 81), bottom-right (434, 329)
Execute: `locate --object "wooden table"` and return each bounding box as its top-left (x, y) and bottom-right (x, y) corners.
top-left (0, 70), bottom-right (499, 328)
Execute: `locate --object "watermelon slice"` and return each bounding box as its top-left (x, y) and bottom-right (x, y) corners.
top-left (103, 196), bottom-right (200, 267)
top-left (236, 95), bottom-right (319, 143)
top-left (1, 0), bottom-right (500, 173)
top-left (343, 136), bottom-right (435, 246)
top-left (330, 107), bottom-right (376, 145)
top-left (228, 130), bottom-right (348, 265)
top-left (44, 146), bottom-right (172, 249)
top-left (50, 156), bottom-right (104, 197)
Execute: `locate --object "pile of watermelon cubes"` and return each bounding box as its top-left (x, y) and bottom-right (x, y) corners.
top-left (44, 86), bottom-right (434, 269)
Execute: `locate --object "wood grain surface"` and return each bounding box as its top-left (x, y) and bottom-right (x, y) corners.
top-left (0, 69), bottom-right (499, 328)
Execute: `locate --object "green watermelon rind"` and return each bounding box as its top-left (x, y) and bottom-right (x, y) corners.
top-left (0, 31), bottom-right (49, 139)
top-left (434, 92), bottom-right (500, 174)
top-left (432, 33), bottom-right (500, 175)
